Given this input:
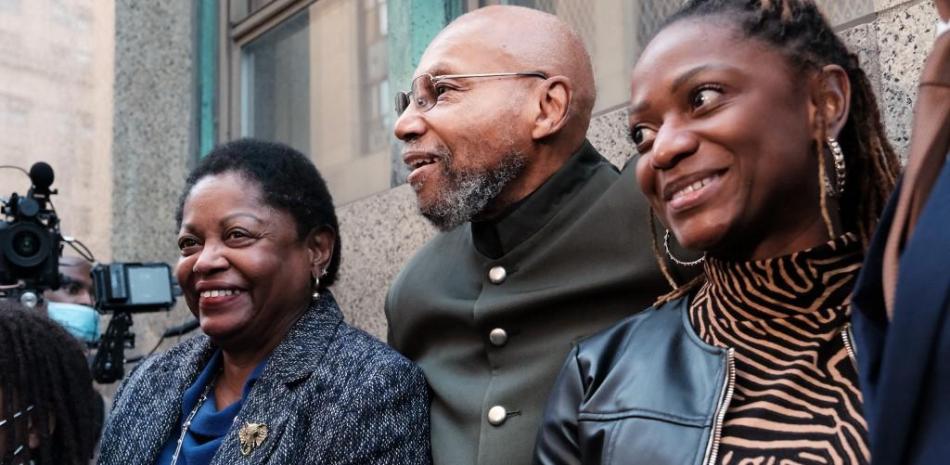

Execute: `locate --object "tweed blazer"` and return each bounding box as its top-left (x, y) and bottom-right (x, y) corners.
top-left (97, 292), bottom-right (431, 465)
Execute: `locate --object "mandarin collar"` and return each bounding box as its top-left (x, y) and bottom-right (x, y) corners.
top-left (471, 140), bottom-right (603, 258)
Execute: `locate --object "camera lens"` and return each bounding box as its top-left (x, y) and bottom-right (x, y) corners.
top-left (1, 222), bottom-right (51, 268)
top-left (13, 230), bottom-right (41, 257)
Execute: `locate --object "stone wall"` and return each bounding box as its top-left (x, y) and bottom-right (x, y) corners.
top-left (110, 0), bottom-right (197, 367)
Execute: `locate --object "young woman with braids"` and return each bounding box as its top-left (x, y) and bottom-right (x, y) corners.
top-left (0, 300), bottom-right (102, 465)
top-left (534, 1), bottom-right (900, 464)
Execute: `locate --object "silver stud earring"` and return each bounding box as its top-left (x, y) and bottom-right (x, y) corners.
top-left (664, 229), bottom-right (705, 267)
top-left (826, 137), bottom-right (847, 196)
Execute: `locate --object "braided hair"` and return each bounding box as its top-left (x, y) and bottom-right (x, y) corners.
top-left (650, 0), bottom-right (901, 301)
top-left (0, 301), bottom-right (102, 465)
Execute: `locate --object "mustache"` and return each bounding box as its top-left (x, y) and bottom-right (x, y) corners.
top-left (401, 144), bottom-right (452, 161)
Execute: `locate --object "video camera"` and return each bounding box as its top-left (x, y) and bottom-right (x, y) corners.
top-left (0, 162), bottom-right (61, 302)
top-left (1, 162), bottom-right (179, 383)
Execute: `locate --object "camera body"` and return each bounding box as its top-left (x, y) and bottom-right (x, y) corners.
top-left (1, 163), bottom-right (178, 313)
top-left (2, 162), bottom-right (180, 384)
top-left (91, 262), bottom-right (179, 383)
top-left (0, 207), bottom-right (61, 291)
top-left (92, 262), bottom-right (177, 313)
top-left (0, 164), bottom-right (62, 294)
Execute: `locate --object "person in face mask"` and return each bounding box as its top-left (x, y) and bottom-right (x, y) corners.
top-left (46, 256), bottom-right (95, 307)
top-left (41, 254), bottom-right (104, 463)
top-left (44, 256), bottom-right (99, 346)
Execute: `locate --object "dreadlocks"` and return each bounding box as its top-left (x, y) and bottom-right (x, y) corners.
top-left (0, 301), bottom-right (102, 465)
top-left (651, 0), bottom-right (901, 303)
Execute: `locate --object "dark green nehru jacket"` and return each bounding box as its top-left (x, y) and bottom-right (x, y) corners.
top-left (386, 141), bottom-right (670, 465)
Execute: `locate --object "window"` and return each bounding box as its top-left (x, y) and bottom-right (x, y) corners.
top-left (221, 0), bottom-right (392, 205)
top-left (359, 0), bottom-right (389, 155)
top-left (240, 10), bottom-right (310, 153)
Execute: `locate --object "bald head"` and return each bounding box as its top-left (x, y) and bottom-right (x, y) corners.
top-left (427, 6), bottom-right (595, 141)
top-left (395, 6), bottom-right (598, 227)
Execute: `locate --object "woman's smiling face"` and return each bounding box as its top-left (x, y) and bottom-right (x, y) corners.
top-left (175, 171), bottom-right (314, 350)
top-left (631, 19), bottom-right (828, 260)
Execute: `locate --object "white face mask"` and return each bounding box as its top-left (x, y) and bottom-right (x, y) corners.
top-left (46, 302), bottom-right (99, 343)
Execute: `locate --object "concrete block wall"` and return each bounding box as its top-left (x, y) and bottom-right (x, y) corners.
top-left (112, 0), bottom-right (939, 350)
top-left (110, 0), bottom-right (197, 371)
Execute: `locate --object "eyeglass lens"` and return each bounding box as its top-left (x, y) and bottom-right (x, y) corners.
top-left (394, 74), bottom-right (435, 116)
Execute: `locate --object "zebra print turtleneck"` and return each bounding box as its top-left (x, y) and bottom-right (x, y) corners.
top-left (689, 233), bottom-right (869, 465)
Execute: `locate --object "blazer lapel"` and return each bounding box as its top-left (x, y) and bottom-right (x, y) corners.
top-left (109, 337), bottom-right (215, 464)
top-left (263, 292), bottom-right (344, 383)
top-left (209, 378), bottom-right (295, 465)
top-left (209, 293), bottom-right (344, 465)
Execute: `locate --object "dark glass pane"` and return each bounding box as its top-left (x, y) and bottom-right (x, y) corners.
top-left (241, 10), bottom-right (310, 154)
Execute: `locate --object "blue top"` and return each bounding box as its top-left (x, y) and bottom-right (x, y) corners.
top-left (154, 351), bottom-right (268, 465)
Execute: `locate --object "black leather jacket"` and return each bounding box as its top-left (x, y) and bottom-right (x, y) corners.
top-left (533, 296), bottom-right (734, 465)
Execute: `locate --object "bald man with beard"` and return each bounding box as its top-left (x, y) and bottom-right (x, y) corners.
top-left (385, 6), bottom-right (672, 465)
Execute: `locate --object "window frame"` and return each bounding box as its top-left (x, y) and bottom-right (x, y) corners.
top-left (217, 0), bottom-right (316, 144)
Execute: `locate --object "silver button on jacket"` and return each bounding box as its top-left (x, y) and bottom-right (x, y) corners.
top-left (489, 328), bottom-right (508, 347)
top-left (488, 266), bottom-right (507, 284)
top-left (487, 406), bottom-right (507, 426)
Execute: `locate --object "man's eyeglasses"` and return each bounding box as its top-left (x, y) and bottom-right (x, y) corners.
top-left (394, 71), bottom-right (548, 116)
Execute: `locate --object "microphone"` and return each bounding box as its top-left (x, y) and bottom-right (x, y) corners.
top-left (29, 162), bottom-right (55, 194)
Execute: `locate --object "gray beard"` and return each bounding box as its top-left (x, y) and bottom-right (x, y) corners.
top-left (420, 152), bottom-right (527, 231)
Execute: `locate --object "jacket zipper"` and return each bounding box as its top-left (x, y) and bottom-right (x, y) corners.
top-left (702, 347), bottom-right (735, 465)
top-left (841, 323), bottom-right (857, 367)
top-left (701, 327), bottom-right (855, 465)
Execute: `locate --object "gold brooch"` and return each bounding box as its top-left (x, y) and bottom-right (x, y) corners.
top-left (238, 422), bottom-right (268, 456)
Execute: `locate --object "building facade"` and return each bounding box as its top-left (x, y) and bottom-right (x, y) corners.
top-left (111, 0), bottom-right (939, 356)
top-left (0, 0), bottom-right (114, 262)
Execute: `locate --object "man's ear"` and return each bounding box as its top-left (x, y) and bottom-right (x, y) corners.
top-left (809, 64), bottom-right (851, 138)
top-left (531, 76), bottom-right (573, 140)
top-left (307, 227), bottom-right (336, 276)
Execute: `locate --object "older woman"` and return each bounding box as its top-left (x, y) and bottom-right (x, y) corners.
top-left (535, 1), bottom-right (900, 464)
top-left (98, 139), bottom-right (431, 465)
